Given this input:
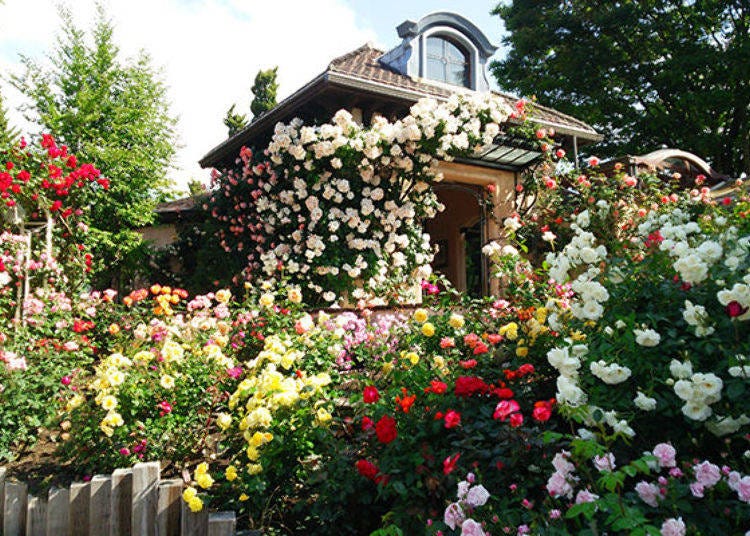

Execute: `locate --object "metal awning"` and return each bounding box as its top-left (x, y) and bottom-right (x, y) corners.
top-left (458, 133), bottom-right (543, 171)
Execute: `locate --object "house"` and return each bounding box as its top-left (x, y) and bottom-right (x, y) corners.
top-left (198, 12), bottom-right (601, 296)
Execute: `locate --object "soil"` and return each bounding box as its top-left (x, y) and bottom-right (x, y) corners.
top-left (3, 429), bottom-right (81, 495)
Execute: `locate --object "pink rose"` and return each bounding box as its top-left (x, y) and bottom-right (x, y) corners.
top-left (737, 476), bottom-right (750, 503)
top-left (693, 461), bottom-right (721, 488)
top-left (593, 453), bottom-right (616, 472)
top-left (689, 482), bottom-right (704, 498)
top-left (443, 502), bottom-right (465, 531)
top-left (660, 517), bottom-right (686, 536)
top-left (460, 519), bottom-right (485, 536)
top-left (652, 443), bottom-right (676, 468)
top-left (575, 489), bottom-right (599, 504)
top-left (635, 481), bottom-right (660, 507)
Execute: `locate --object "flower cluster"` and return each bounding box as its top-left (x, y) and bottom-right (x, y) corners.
top-left (209, 93), bottom-right (519, 305)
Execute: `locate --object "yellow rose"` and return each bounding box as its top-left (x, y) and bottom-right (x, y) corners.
top-left (133, 351), bottom-right (153, 365)
top-left (421, 322), bottom-right (436, 337)
top-left (225, 466), bottom-right (238, 482)
top-left (246, 446), bottom-right (260, 461)
top-left (449, 314), bottom-right (465, 329)
top-left (216, 413), bottom-right (232, 430)
top-left (433, 356), bottom-right (445, 369)
top-left (287, 287), bottom-right (302, 304)
top-left (516, 347), bottom-right (529, 358)
top-left (160, 375), bottom-right (175, 390)
top-left (239, 493), bottom-right (249, 501)
top-left (188, 497), bottom-right (203, 513)
top-left (315, 407), bottom-right (332, 425)
top-left (66, 394), bottom-right (85, 411)
top-left (413, 308), bottom-right (429, 323)
top-left (99, 423), bottom-right (114, 437)
top-left (100, 395), bottom-right (118, 411)
top-left (195, 472), bottom-right (214, 490)
top-left (404, 352), bottom-right (420, 366)
top-left (247, 463), bottom-right (263, 475)
top-left (195, 462), bottom-right (209, 475)
top-left (499, 322), bottom-right (519, 341)
top-left (382, 362), bottom-right (394, 374)
top-left (215, 289), bottom-right (232, 304)
top-left (182, 486), bottom-right (198, 502)
top-left (259, 293), bottom-right (275, 308)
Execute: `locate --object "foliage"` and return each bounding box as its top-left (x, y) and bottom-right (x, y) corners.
top-left (250, 66), bottom-right (279, 118)
top-left (491, 1), bottom-right (750, 175)
top-left (11, 6), bottom-right (177, 287)
top-left (224, 103), bottom-right (248, 137)
top-left (0, 91), bottom-right (20, 149)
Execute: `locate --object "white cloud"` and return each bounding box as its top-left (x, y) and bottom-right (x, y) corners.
top-left (0, 0), bottom-right (377, 190)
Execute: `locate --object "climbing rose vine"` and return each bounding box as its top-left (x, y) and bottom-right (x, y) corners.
top-left (209, 93), bottom-right (527, 305)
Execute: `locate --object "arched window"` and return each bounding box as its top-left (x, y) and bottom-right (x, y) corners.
top-left (425, 36), bottom-right (470, 87)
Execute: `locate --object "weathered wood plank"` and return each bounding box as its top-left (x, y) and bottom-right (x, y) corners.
top-left (179, 499), bottom-right (208, 536)
top-left (110, 468), bottom-right (132, 536)
top-left (131, 462), bottom-right (160, 536)
top-left (89, 475), bottom-right (112, 536)
top-left (69, 482), bottom-right (90, 536)
top-left (3, 481), bottom-right (28, 536)
top-left (46, 488), bottom-right (70, 536)
top-left (26, 496), bottom-right (46, 536)
top-left (208, 511), bottom-right (235, 536)
top-left (156, 479), bottom-right (181, 536)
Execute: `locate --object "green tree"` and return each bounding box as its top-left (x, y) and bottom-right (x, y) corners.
top-left (250, 66), bottom-right (278, 118)
top-left (492, 1), bottom-right (750, 176)
top-left (223, 103), bottom-right (248, 136)
top-left (0, 90), bottom-right (19, 148)
top-left (12, 6), bottom-right (177, 287)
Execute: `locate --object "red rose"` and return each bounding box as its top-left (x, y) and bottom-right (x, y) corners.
top-left (509, 412), bottom-right (524, 427)
top-left (375, 415), bottom-right (397, 444)
top-left (444, 410), bottom-right (461, 429)
top-left (361, 416), bottom-right (374, 431)
top-left (363, 385), bottom-right (380, 404)
top-left (355, 459), bottom-right (379, 480)
top-left (454, 376), bottom-right (489, 397)
top-left (443, 452), bottom-right (461, 475)
top-left (726, 301), bottom-right (748, 318)
top-left (494, 400), bottom-right (520, 421)
top-left (460, 359), bottom-right (478, 369)
top-left (424, 380), bottom-right (448, 394)
top-left (532, 405), bottom-right (552, 422)
top-left (472, 342), bottom-right (489, 355)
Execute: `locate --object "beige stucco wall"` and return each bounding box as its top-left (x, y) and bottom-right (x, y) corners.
top-left (138, 224), bottom-right (178, 249)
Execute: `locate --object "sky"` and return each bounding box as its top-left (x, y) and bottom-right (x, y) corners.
top-left (0, 0), bottom-right (507, 192)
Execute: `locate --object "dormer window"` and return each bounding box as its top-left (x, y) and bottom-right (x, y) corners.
top-left (425, 36), bottom-right (470, 87)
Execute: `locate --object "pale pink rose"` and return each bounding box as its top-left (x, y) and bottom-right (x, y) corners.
top-left (465, 485), bottom-right (490, 507)
top-left (63, 341), bottom-right (79, 351)
top-left (457, 481), bottom-right (470, 500)
top-left (575, 489), bottom-right (599, 504)
top-left (6, 354), bottom-right (27, 371)
top-left (635, 481), bottom-right (660, 507)
top-left (689, 482), bottom-right (704, 498)
top-left (546, 472), bottom-right (573, 499)
top-left (726, 471), bottom-right (741, 491)
top-left (551, 451), bottom-right (575, 475)
top-left (660, 517), bottom-right (686, 536)
top-left (652, 443), bottom-right (677, 468)
top-left (737, 476), bottom-right (750, 503)
top-left (444, 502), bottom-right (465, 531)
top-left (693, 461), bottom-right (721, 488)
top-left (460, 518), bottom-right (484, 536)
top-left (593, 453), bottom-right (616, 472)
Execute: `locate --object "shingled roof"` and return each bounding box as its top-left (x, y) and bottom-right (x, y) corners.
top-left (200, 43), bottom-right (600, 169)
top-left (328, 44), bottom-right (600, 138)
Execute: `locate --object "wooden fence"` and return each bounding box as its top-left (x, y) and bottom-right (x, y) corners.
top-left (0, 462), bottom-right (243, 536)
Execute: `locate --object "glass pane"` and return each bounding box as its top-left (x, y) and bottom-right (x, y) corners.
top-left (426, 58), bottom-right (446, 83)
top-left (426, 37), bottom-right (443, 57)
top-left (448, 63), bottom-right (467, 86)
top-left (444, 40), bottom-right (466, 63)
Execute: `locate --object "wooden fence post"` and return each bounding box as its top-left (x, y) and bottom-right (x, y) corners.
top-left (89, 475), bottom-right (112, 536)
top-left (3, 481), bottom-right (28, 536)
top-left (131, 462), bottom-right (160, 536)
top-left (69, 482), bottom-right (90, 536)
top-left (0, 467), bottom-right (6, 530)
top-left (179, 499), bottom-right (208, 536)
top-left (208, 511), bottom-right (236, 536)
top-left (156, 479), bottom-right (182, 536)
top-left (110, 468), bottom-right (132, 536)
top-left (46, 488), bottom-right (70, 536)
top-left (26, 496), bottom-right (47, 536)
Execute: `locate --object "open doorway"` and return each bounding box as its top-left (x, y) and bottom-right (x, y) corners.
top-left (424, 183), bottom-right (487, 297)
